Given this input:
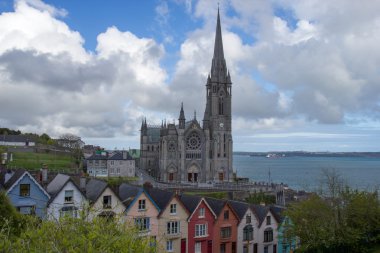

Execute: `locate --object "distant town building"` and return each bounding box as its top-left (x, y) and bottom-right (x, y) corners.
top-left (86, 151), bottom-right (136, 178)
top-left (140, 9), bottom-right (233, 183)
top-left (0, 134), bottom-right (36, 147)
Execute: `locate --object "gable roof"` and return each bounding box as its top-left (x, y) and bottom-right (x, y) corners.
top-left (158, 194), bottom-right (190, 218)
top-left (187, 197), bottom-right (217, 221)
top-left (145, 187), bottom-right (173, 211)
top-left (87, 154), bottom-right (108, 160)
top-left (228, 200), bottom-right (249, 220)
top-left (47, 174), bottom-right (70, 195)
top-left (85, 178), bottom-right (108, 202)
top-left (46, 175), bottom-right (86, 206)
top-left (205, 197), bottom-right (226, 216)
top-left (250, 204), bottom-right (268, 227)
top-left (118, 183), bottom-right (141, 207)
top-left (179, 194), bottom-right (202, 214)
top-left (270, 205), bottom-right (286, 224)
top-left (126, 188), bottom-right (161, 213)
top-left (5, 170), bottom-right (50, 199)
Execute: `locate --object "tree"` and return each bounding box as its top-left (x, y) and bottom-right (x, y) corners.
top-left (284, 170), bottom-right (380, 253)
top-left (58, 133), bottom-right (83, 168)
top-left (0, 215), bottom-right (154, 252)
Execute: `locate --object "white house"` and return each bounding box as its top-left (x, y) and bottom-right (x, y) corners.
top-left (107, 151), bottom-right (135, 177)
top-left (255, 206), bottom-right (280, 253)
top-left (46, 174), bottom-right (87, 221)
top-left (0, 135), bottom-right (35, 147)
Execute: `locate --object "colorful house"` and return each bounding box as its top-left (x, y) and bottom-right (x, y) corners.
top-left (206, 198), bottom-right (239, 253)
top-left (46, 174), bottom-right (87, 220)
top-left (2, 169), bottom-right (50, 219)
top-left (157, 193), bottom-right (190, 253)
top-left (85, 178), bottom-right (126, 221)
top-left (254, 205), bottom-right (281, 253)
top-left (181, 195), bottom-right (216, 253)
top-left (124, 187), bottom-right (161, 243)
top-left (229, 201), bottom-right (260, 253)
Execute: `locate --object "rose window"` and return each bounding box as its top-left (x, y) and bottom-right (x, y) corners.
top-left (186, 132), bottom-right (201, 150)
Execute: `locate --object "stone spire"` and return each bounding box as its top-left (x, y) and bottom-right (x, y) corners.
top-left (179, 102), bottom-right (185, 129)
top-left (211, 7), bottom-right (227, 81)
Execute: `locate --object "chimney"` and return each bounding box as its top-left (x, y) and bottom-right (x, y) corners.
top-left (4, 169), bottom-right (14, 184)
top-left (41, 164), bottom-right (48, 183)
top-left (122, 151), bottom-right (127, 160)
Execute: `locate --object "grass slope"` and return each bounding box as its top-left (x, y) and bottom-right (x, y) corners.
top-left (7, 152), bottom-right (73, 171)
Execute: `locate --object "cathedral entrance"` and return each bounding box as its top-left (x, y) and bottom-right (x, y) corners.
top-left (187, 165), bottom-right (199, 182)
top-left (218, 172), bottom-right (224, 181)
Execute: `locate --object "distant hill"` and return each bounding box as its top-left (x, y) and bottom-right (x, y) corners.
top-left (234, 151), bottom-right (380, 158)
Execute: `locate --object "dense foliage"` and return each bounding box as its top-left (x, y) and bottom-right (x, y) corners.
top-left (284, 170), bottom-right (380, 253)
top-left (246, 191), bottom-right (276, 205)
top-left (0, 192), bottom-right (153, 253)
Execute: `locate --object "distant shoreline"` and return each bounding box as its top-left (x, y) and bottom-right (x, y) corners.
top-left (234, 151), bottom-right (380, 158)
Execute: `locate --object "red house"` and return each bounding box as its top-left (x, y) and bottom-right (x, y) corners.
top-left (206, 198), bottom-right (239, 253)
top-left (180, 195), bottom-right (216, 253)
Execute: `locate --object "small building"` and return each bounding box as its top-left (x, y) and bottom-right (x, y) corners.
top-left (107, 151), bottom-right (135, 177)
top-left (87, 153), bottom-right (108, 177)
top-left (254, 205), bottom-right (281, 253)
top-left (46, 174), bottom-right (87, 220)
top-left (0, 135), bottom-right (35, 147)
top-left (1, 169), bottom-right (50, 219)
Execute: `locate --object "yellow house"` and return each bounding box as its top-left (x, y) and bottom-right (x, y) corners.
top-left (85, 179), bottom-right (126, 221)
top-left (157, 194), bottom-right (190, 253)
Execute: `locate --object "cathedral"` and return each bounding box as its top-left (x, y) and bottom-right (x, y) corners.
top-left (140, 9), bottom-right (233, 183)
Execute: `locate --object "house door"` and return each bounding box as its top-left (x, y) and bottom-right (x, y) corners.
top-left (181, 239), bottom-right (186, 253)
top-left (253, 243), bottom-right (258, 253)
top-left (219, 172), bottom-right (224, 181)
top-left (188, 173), bottom-right (192, 182)
top-left (273, 244), bottom-right (277, 253)
top-left (207, 240), bottom-right (212, 253)
top-left (194, 173), bottom-right (198, 182)
top-left (169, 173), bottom-right (174, 182)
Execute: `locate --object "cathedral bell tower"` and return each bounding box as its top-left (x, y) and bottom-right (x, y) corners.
top-left (203, 8), bottom-right (233, 182)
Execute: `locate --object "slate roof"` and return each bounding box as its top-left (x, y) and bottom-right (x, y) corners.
top-left (0, 135), bottom-right (35, 143)
top-left (47, 174), bottom-right (70, 195)
top-left (87, 154), bottom-right (108, 160)
top-left (270, 205), bottom-right (286, 223)
top-left (108, 152), bottom-right (132, 160)
top-left (228, 200), bottom-right (249, 220)
top-left (145, 187), bottom-right (173, 211)
top-left (2, 169), bottom-right (26, 190)
top-left (179, 194), bottom-right (202, 213)
top-left (205, 197), bottom-right (226, 216)
top-left (118, 183), bottom-right (141, 207)
top-left (85, 179), bottom-right (108, 202)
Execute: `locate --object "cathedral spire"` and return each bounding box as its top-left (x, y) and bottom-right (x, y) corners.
top-left (211, 6), bottom-right (227, 80)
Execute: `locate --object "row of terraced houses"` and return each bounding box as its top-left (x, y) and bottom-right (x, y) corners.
top-left (0, 169), bottom-right (297, 253)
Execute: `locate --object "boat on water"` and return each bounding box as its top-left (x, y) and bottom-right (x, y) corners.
top-left (266, 153), bottom-right (286, 158)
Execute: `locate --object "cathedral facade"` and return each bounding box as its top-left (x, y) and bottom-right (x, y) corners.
top-left (140, 10), bottom-right (233, 183)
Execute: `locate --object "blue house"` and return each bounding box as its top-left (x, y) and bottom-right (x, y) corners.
top-left (277, 216), bottom-right (298, 253)
top-left (2, 169), bottom-right (50, 219)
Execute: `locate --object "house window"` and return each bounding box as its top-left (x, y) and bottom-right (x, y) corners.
top-left (220, 227), bottom-right (231, 238)
top-left (170, 204), bottom-right (176, 214)
top-left (195, 242), bottom-right (201, 253)
top-left (116, 168), bottom-right (120, 174)
top-left (135, 217), bottom-right (150, 231)
top-left (167, 221), bottom-right (180, 235)
top-left (264, 246), bottom-right (268, 253)
top-left (18, 206), bottom-right (35, 215)
top-left (220, 243), bottom-right (226, 253)
top-left (266, 215), bottom-right (271, 225)
top-left (111, 161), bottom-right (114, 165)
top-left (264, 228), bottom-right (273, 242)
top-left (224, 210), bottom-right (229, 220)
top-left (166, 240), bottom-right (173, 252)
top-left (246, 214), bottom-right (251, 224)
top-left (60, 206), bottom-right (77, 218)
top-left (64, 190), bottom-right (73, 203)
top-left (243, 225), bottom-right (254, 241)
top-left (232, 242), bottom-right (236, 253)
top-left (110, 168), bottom-right (114, 174)
top-left (199, 207), bottom-right (205, 218)
top-left (195, 224), bottom-right (207, 237)
top-left (20, 184), bottom-right (30, 196)
top-left (243, 245), bottom-right (248, 253)
top-left (103, 195), bottom-right (112, 209)
top-left (138, 199), bottom-right (146, 210)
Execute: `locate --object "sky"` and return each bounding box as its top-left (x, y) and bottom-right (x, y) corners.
top-left (0, 0), bottom-right (380, 152)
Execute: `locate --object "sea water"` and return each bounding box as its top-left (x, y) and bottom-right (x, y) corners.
top-left (233, 155), bottom-right (380, 191)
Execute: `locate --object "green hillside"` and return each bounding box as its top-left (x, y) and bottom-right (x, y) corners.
top-left (6, 151), bottom-right (74, 172)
